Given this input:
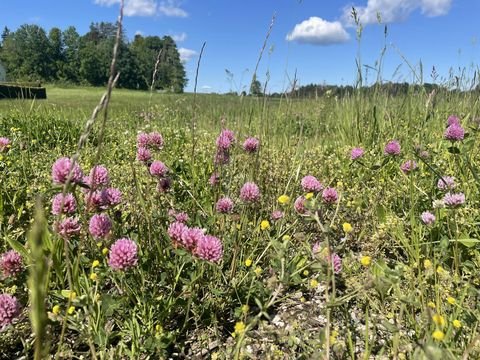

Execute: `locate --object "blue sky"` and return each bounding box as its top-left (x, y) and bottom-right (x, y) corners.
top-left (0, 0), bottom-right (479, 93)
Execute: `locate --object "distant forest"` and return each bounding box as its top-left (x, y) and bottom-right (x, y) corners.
top-left (0, 23), bottom-right (187, 92)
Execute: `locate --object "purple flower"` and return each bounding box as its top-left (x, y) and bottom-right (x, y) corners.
top-left (149, 160), bottom-right (168, 178)
top-left (108, 238), bottom-right (138, 271)
top-left (294, 196), bottom-right (306, 214)
top-left (447, 115), bottom-right (461, 126)
top-left (136, 147), bottom-right (152, 163)
top-left (443, 192), bottom-right (465, 207)
top-left (243, 137), bottom-right (260, 153)
top-left (0, 251), bottom-right (23, 278)
top-left (181, 227), bottom-right (204, 250)
top-left (437, 176), bottom-right (456, 191)
top-left (301, 175), bottom-right (323, 193)
top-left (350, 147), bottom-right (365, 160)
top-left (240, 182), bottom-right (260, 203)
top-left (214, 148), bottom-right (230, 165)
top-left (400, 160), bottom-right (418, 174)
top-left (312, 242), bottom-right (321, 255)
top-left (87, 165), bottom-right (110, 189)
top-left (196, 235), bottom-right (223, 263)
top-left (137, 133), bottom-right (150, 148)
top-left (0, 137), bottom-right (11, 152)
top-left (88, 213), bottom-right (112, 239)
top-left (175, 212), bottom-right (189, 223)
top-left (421, 211), bottom-right (436, 225)
top-left (148, 132), bottom-right (164, 149)
top-left (322, 188), bottom-right (338, 204)
top-left (157, 177), bottom-right (172, 193)
top-left (384, 140), bottom-right (401, 156)
top-left (168, 221), bottom-right (188, 245)
top-left (85, 190), bottom-right (105, 211)
top-left (102, 188), bottom-right (122, 207)
top-left (271, 210), bottom-right (284, 221)
top-left (0, 294), bottom-right (20, 328)
top-left (52, 157), bottom-right (83, 185)
top-left (51, 193), bottom-right (77, 215)
top-left (444, 124), bottom-right (465, 141)
top-left (209, 173), bottom-right (220, 186)
top-left (330, 253), bottom-right (342, 274)
top-left (216, 129), bottom-right (235, 150)
top-left (55, 217), bottom-right (81, 239)
top-left (216, 197), bottom-right (234, 214)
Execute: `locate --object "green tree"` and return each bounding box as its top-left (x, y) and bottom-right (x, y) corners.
top-left (61, 26), bottom-right (80, 82)
top-left (0, 24), bottom-right (51, 81)
top-left (48, 27), bottom-right (64, 79)
top-left (250, 74), bottom-right (262, 96)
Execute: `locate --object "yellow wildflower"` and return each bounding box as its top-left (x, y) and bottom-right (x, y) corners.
top-left (92, 260), bottom-right (100, 268)
top-left (427, 301), bottom-right (436, 309)
top-left (245, 259), bottom-right (253, 267)
top-left (432, 330), bottom-right (445, 341)
top-left (282, 234), bottom-right (291, 241)
top-left (310, 279), bottom-right (319, 288)
top-left (453, 320), bottom-right (462, 328)
top-left (67, 306), bottom-right (75, 315)
top-left (52, 305), bottom-right (61, 315)
top-left (241, 304), bottom-right (250, 314)
top-left (303, 270), bottom-right (309, 276)
top-left (423, 259), bottom-right (432, 269)
top-left (90, 273), bottom-right (98, 281)
top-left (102, 248), bottom-right (109, 256)
top-left (446, 296), bottom-right (456, 305)
top-left (305, 192), bottom-right (314, 200)
top-left (330, 330), bottom-right (339, 345)
top-left (342, 222), bottom-right (353, 233)
top-left (68, 291), bottom-right (77, 301)
top-left (436, 265), bottom-right (446, 275)
top-left (278, 195), bottom-right (290, 205)
top-left (360, 256), bottom-right (371, 267)
top-left (260, 220), bottom-right (270, 230)
top-left (432, 314), bottom-right (445, 327)
top-left (234, 321), bottom-right (246, 334)
top-left (254, 267), bottom-right (262, 276)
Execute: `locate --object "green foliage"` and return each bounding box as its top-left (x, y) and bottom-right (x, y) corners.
top-left (0, 23), bottom-right (187, 92)
top-left (1, 86), bottom-right (480, 358)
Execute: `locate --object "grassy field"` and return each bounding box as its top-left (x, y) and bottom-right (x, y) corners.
top-left (1, 85), bottom-right (480, 359)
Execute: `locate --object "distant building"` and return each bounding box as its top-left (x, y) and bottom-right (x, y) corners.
top-left (0, 61), bottom-right (6, 82)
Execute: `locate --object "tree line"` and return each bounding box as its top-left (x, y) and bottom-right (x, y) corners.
top-left (0, 23), bottom-right (187, 92)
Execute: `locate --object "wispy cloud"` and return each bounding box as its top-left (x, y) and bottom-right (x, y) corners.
top-left (93, 0), bottom-right (188, 17)
top-left (286, 17), bottom-right (350, 45)
top-left (342, 0), bottom-right (452, 26)
top-left (158, 0), bottom-right (188, 17)
top-left (171, 32), bottom-right (187, 42)
top-left (178, 47), bottom-right (197, 62)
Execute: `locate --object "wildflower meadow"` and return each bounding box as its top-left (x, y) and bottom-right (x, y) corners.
top-left (1, 5), bottom-right (480, 360)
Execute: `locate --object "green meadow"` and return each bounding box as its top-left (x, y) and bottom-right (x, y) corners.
top-left (1, 84), bottom-right (480, 359)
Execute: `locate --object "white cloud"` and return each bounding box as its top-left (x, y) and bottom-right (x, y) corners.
top-left (93, 0), bottom-right (188, 17)
top-left (178, 48), bottom-right (197, 62)
top-left (420, 0), bottom-right (452, 17)
top-left (158, 0), bottom-right (188, 17)
top-left (135, 30), bottom-right (144, 36)
top-left (94, 0), bottom-right (156, 16)
top-left (342, 0), bottom-right (452, 26)
top-left (171, 32), bottom-right (187, 42)
top-left (286, 17), bottom-right (350, 45)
